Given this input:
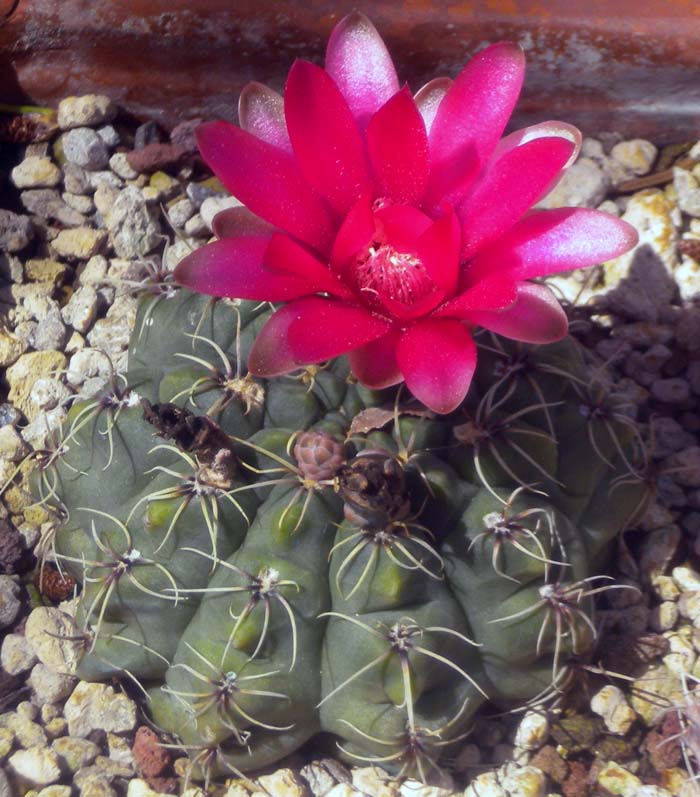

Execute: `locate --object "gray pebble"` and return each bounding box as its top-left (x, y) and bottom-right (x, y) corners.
top-left (611, 322), bottom-right (675, 348)
top-left (676, 307), bottom-right (700, 352)
top-left (650, 377), bottom-right (691, 404)
top-left (63, 192), bottom-right (95, 215)
top-left (104, 186), bottom-right (161, 258)
top-left (640, 343), bottom-right (673, 372)
top-left (108, 152), bottom-right (138, 181)
top-left (61, 286), bottom-right (99, 334)
top-left (20, 189), bottom-right (86, 227)
top-left (0, 767), bottom-right (13, 797)
top-left (0, 403), bottom-right (22, 426)
top-left (682, 512), bottom-right (700, 535)
top-left (0, 576), bottom-right (21, 629)
top-left (663, 446), bottom-right (700, 487)
top-left (28, 663), bottom-right (76, 704)
top-left (186, 180), bottom-right (224, 207)
top-left (0, 210), bottom-right (33, 252)
top-left (650, 415), bottom-right (696, 458)
top-left (183, 212), bottom-right (208, 237)
top-left (538, 157), bottom-right (610, 208)
top-left (1, 633), bottom-right (38, 675)
top-left (28, 378), bottom-right (72, 414)
top-left (96, 124), bottom-right (120, 148)
top-left (63, 163), bottom-right (91, 195)
top-left (674, 167), bottom-right (700, 217)
top-left (32, 314), bottom-right (69, 352)
top-left (167, 197), bottom-right (195, 228)
top-left (62, 128), bottom-right (110, 171)
top-left (87, 170), bottom-right (123, 191)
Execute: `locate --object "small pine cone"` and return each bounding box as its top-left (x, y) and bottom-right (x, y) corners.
top-left (338, 451), bottom-right (410, 528)
top-left (293, 430), bottom-right (346, 482)
top-left (35, 565), bottom-right (76, 602)
top-left (0, 114), bottom-right (57, 144)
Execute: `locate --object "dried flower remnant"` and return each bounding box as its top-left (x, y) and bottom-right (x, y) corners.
top-left (176, 13), bottom-right (637, 413)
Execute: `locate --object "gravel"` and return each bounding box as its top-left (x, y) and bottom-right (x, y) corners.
top-left (3, 103), bottom-right (700, 797)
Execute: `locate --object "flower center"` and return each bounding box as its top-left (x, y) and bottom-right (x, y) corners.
top-left (355, 242), bottom-right (434, 312)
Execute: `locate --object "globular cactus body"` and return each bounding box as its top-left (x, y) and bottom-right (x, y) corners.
top-left (33, 287), bottom-right (648, 782)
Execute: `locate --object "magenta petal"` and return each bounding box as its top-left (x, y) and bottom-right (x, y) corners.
top-left (174, 237), bottom-right (313, 301)
top-left (466, 282), bottom-right (569, 343)
top-left (325, 12), bottom-right (400, 129)
top-left (238, 82), bottom-right (291, 152)
top-left (416, 212), bottom-right (461, 295)
top-left (434, 276), bottom-right (518, 319)
top-left (374, 203), bottom-right (433, 251)
top-left (286, 297), bottom-right (392, 362)
top-left (212, 207), bottom-right (276, 239)
top-left (458, 136), bottom-right (575, 260)
top-left (468, 208), bottom-right (640, 283)
top-left (264, 234), bottom-right (353, 299)
top-left (348, 329), bottom-right (403, 389)
top-left (196, 121), bottom-right (335, 253)
top-left (330, 194), bottom-right (375, 273)
top-left (414, 77), bottom-right (452, 135)
top-left (285, 60), bottom-right (371, 216)
top-left (248, 304), bottom-right (300, 376)
top-left (425, 43), bottom-right (525, 209)
top-left (492, 120), bottom-right (581, 170)
top-left (366, 86), bottom-right (429, 205)
top-left (397, 320), bottom-right (477, 414)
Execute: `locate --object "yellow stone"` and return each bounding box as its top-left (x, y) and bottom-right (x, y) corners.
top-left (6, 350), bottom-right (67, 419)
top-left (0, 326), bottom-right (27, 367)
top-left (24, 258), bottom-right (69, 285)
top-left (51, 227), bottom-right (106, 260)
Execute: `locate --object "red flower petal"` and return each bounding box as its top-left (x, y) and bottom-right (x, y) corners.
top-left (325, 12), bottom-right (400, 129)
top-left (264, 234), bottom-right (354, 299)
top-left (416, 212), bottom-right (461, 295)
top-left (397, 319), bottom-right (477, 414)
top-left (458, 136), bottom-right (575, 260)
top-left (414, 78), bottom-right (452, 134)
top-left (330, 193), bottom-right (375, 274)
top-left (238, 82), bottom-right (291, 152)
top-left (348, 329), bottom-right (403, 389)
top-left (286, 297), bottom-right (392, 362)
top-left (366, 86), bottom-right (429, 205)
top-left (248, 304), bottom-right (300, 376)
top-left (174, 237), bottom-right (314, 301)
top-left (212, 207), bottom-right (276, 239)
top-left (374, 203), bottom-right (433, 251)
top-left (434, 276), bottom-right (517, 319)
top-left (492, 120), bottom-right (581, 170)
top-left (465, 282), bottom-right (569, 343)
top-left (425, 43), bottom-right (525, 211)
top-left (196, 121), bottom-right (335, 253)
top-left (285, 60), bottom-right (372, 216)
top-left (468, 208), bottom-right (639, 283)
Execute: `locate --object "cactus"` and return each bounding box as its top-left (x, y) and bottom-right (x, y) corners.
top-left (31, 282), bottom-right (648, 784)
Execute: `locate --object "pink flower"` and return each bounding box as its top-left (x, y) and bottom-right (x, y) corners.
top-left (175, 13), bottom-right (637, 414)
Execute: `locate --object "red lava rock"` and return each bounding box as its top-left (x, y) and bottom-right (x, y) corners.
top-left (644, 711), bottom-right (683, 770)
top-left (562, 760), bottom-right (592, 797)
top-left (126, 142), bottom-right (189, 174)
top-left (132, 725), bottom-right (172, 779)
top-left (530, 744), bottom-right (569, 784)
